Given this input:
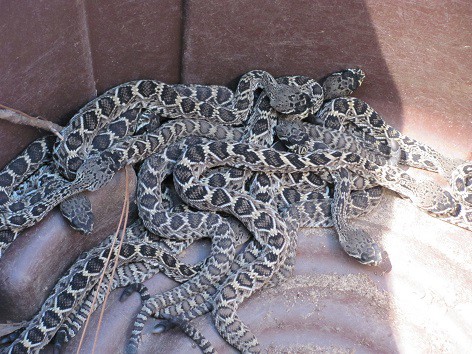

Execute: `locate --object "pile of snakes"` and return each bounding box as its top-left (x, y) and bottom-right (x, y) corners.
top-left (0, 69), bottom-right (470, 353)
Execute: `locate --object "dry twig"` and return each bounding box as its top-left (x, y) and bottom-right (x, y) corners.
top-left (76, 169), bottom-right (130, 354)
top-left (92, 168), bottom-right (130, 353)
top-left (0, 103), bottom-right (64, 140)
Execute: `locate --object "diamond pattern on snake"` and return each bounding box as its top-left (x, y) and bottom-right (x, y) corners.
top-left (0, 68), bottom-right (469, 354)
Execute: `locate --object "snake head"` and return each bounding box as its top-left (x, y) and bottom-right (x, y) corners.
top-left (267, 84), bottom-right (312, 115)
top-left (357, 242), bottom-right (383, 266)
top-left (341, 227), bottom-right (383, 266)
top-left (322, 68), bottom-right (366, 100)
top-left (76, 153), bottom-right (119, 191)
top-left (263, 73), bottom-right (312, 115)
top-left (276, 121), bottom-right (314, 155)
top-left (451, 162), bottom-right (472, 206)
top-left (342, 68), bottom-right (365, 91)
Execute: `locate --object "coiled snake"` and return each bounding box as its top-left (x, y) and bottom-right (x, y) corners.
top-left (0, 68), bottom-right (469, 354)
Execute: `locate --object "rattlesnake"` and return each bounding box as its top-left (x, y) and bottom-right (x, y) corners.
top-left (0, 69), bottom-right (390, 352)
top-left (0, 71), bottom-right (322, 246)
top-left (1, 70), bottom-right (322, 353)
top-left (2, 69), bottom-right (358, 352)
top-left (0, 69), bottom-right (364, 242)
top-left (278, 113), bottom-right (472, 231)
top-left (310, 97), bottom-right (464, 177)
top-left (2, 68), bottom-right (469, 354)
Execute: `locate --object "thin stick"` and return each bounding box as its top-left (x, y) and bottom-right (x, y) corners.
top-left (76, 169), bottom-right (130, 354)
top-left (0, 103), bottom-right (64, 140)
top-left (92, 169), bottom-right (130, 353)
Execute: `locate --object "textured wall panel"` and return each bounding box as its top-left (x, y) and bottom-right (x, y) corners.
top-left (0, 1), bottom-right (96, 168)
top-left (84, 0), bottom-right (182, 92)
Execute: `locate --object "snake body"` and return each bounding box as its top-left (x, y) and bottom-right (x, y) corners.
top-left (277, 120), bottom-right (472, 231)
top-left (1, 68), bottom-right (470, 354)
top-left (312, 97), bottom-right (464, 177)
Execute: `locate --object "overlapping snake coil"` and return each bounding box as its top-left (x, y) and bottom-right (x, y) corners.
top-left (0, 69), bottom-right (470, 354)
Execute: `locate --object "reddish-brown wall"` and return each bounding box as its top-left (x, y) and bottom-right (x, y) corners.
top-left (1, 0), bottom-right (470, 168)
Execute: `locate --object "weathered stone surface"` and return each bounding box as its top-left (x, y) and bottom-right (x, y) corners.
top-left (0, 166), bottom-right (137, 322)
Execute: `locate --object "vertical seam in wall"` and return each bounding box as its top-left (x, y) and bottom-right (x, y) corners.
top-left (178, 0), bottom-right (188, 84)
top-left (78, 0), bottom-right (97, 97)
